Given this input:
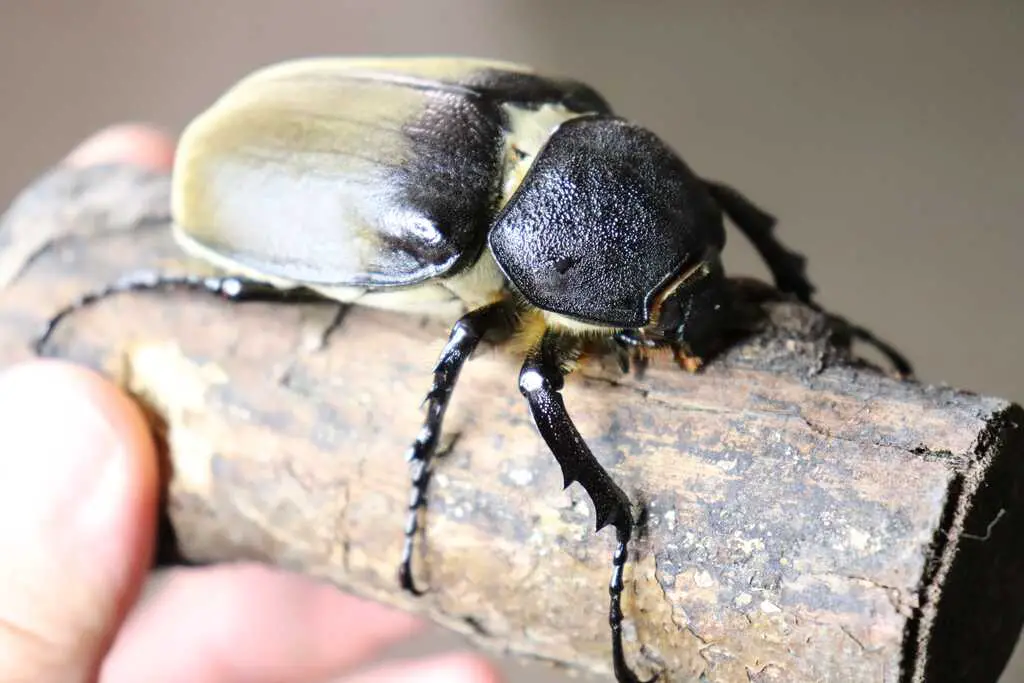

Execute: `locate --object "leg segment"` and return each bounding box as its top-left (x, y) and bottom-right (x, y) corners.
top-left (612, 330), bottom-right (653, 377)
top-left (519, 331), bottom-right (656, 683)
top-left (34, 269), bottom-right (326, 355)
top-left (614, 330), bottom-right (702, 375)
top-left (703, 179), bottom-right (815, 303)
top-left (824, 311), bottom-right (915, 378)
top-left (703, 180), bottom-right (915, 378)
top-left (399, 301), bottom-right (510, 595)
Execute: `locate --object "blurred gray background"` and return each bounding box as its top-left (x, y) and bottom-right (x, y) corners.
top-left (2, 2), bottom-right (1021, 681)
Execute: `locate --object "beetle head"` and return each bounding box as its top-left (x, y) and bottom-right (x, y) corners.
top-left (643, 248), bottom-right (730, 356)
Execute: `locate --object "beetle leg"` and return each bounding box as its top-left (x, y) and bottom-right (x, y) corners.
top-left (631, 348), bottom-right (649, 378)
top-left (703, 180), bottom-right (915, 378)
top-left (821, 310), bottom-right (915, 379)
top-left (613, 341), bottom-right (631, 374)
top-left (519, 331), bottom-right (656, 683)
top-left (703, 179), bottom-right (816, 303)
top-left (612, 330), bottom-right (657, 379)
top-left (613, 330), bottom-right (657, 350)
top-left (611, 334), bottom-right (635, 376)
top-left (33, 270), bottom-right (325, 355)
top-left (670, 343), bottom-right (703, 373)
top-left (399, 301), bottom-right (511, 595)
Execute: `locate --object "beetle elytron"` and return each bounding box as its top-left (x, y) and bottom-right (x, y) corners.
top-left (35, 57), bottom-right (913, 682)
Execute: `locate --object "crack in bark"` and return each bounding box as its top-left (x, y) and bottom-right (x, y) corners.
top-left (840, 574), bottom-right (916, 616)
top-left (798, 412), bottom-right (950, 462)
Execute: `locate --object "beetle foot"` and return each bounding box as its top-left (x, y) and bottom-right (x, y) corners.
top-left (609, 532), bottom-right (659, 683)
top-left (671, 343), bottom-right (703, 373)
top-left (398, 555), bottom-right (428, 597)
top-left (399, 453), bottom-right (433, 597)
top-left (398, 469), bottom-right (430, 597)
top-left (615, 658), bottom-right (659, 683)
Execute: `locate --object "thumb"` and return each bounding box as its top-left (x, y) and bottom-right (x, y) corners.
top-left (0, 361), bottom-right (160, 683)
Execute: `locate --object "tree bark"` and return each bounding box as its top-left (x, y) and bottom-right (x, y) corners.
top-left (1, 164), bottom-right (1021, 683)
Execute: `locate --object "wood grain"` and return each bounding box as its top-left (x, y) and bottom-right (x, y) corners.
top-left (1, 164), bottom-right (1021, 683)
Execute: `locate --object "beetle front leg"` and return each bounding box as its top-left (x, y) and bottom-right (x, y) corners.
top-left (33, 269), bottom-right (327, 355)
top-left (612, 330), bottom-right (657, 378)
top-left (519, 331), bottom-right (656, 683)
top-left (703, 179), bottom-right (816, 303)
top-left (399, 301), bottom-right (510, 595)
top-left (702, 181), bottom-right (914, 378)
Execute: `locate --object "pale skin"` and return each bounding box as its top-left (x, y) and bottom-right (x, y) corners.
top-left (0, 124), bottom-right (504, 683)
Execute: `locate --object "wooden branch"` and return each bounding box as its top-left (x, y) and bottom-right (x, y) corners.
top-left (1, 164), bottom-right (1022, 683)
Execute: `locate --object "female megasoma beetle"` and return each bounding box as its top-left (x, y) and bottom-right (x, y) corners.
top-left (35, 57), bottom-right (913, 683)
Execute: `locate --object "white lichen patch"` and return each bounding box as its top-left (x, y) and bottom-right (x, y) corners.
top-left (847, 526), bottom-right (872, 552)
top-left (507, 468), bottom-right (534, 486)
top-left (693, 570), bottom-right (715, 588)
top-left (663, 509), bottom-right (677, 532)
top-left (731, 535), bottom-right (766, 555)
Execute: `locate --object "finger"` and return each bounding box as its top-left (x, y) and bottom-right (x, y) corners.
top-left (101, 562), bottom-right (424, 683)
top-left (335, 653), bottom-right (503, 683)
top-left (63, 123), bottom-right (176, 172)
top-left (0, 360), bottom-right (161, 683)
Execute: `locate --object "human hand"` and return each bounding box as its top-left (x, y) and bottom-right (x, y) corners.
top-left (0, 125), bottom-right (503, 683)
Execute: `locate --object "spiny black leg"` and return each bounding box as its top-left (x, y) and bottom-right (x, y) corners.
top-left (34, 269), bottom-right (326, 355)
top-left (703, 179), bottom-right (815, 303)
top-left (519, 331), bottom-right (656, 683)
top-left (399, 301), bottom-right (510, 595)
top-left (850, 324), bottom-right (914, 378)
top-left (821, 310), bottom-right (915, 378)
top-left (610, 531), bottom-right (641, 683)
top-left (703, 180), bottom-right (915, 378)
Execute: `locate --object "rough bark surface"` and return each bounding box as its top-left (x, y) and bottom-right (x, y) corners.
top-left (1, 164), bottom-right (1021, 683)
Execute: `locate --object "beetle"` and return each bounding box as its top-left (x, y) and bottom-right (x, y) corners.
top-left (34, 57), bottom-right (913, 683)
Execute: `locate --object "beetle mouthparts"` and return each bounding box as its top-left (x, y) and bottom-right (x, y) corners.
top-left (647, 249), bottom-right (729, 353)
